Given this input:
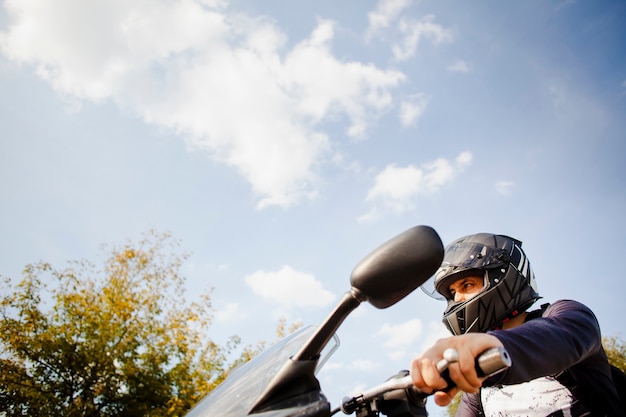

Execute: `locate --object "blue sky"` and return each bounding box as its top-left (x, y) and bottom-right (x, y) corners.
top-left (1, 0), bottom-right (625, 415)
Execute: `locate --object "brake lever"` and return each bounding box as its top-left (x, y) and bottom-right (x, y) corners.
top-left (339, 346), bottom-right (511, 415)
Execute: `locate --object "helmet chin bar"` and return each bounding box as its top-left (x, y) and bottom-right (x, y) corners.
top-left (466, 319), bottom-right (479, 333)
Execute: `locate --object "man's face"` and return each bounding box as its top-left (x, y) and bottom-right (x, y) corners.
top-left (448, 276), bottom-right (484, 303)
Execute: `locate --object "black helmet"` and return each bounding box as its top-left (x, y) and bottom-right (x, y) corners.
top-left (423, 233), bottom-right (540, 335)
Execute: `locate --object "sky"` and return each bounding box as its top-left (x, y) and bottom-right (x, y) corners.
top-left (1, 0), bottom-right (625, 415)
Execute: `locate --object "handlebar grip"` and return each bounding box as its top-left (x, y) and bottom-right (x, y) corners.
top-left (424, 346), bottom-right (512, 393)
top-left (476, 346), bottom-right (512, 377)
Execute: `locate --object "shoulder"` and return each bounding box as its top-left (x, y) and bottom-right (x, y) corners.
top-left (536, 300), bottom-right (604, 357)
top-left (542, 299), bottom-right (597, 318)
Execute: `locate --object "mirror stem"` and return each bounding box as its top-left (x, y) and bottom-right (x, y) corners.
top-left (292, 289), bottom-right (363, 361)
top-left (250, 290), bottom-right (364, 413)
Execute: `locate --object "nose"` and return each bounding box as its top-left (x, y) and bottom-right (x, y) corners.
top-left (454, 292), bottom-right (469, 303)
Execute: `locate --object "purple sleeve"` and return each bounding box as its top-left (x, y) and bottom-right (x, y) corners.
top-left (454, 392), bottom-right (481, 416)
top-left (485, 299), bottom-right (603, 386)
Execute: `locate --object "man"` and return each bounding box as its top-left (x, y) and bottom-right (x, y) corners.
top-left (413, 233), bottom-right (623, 416)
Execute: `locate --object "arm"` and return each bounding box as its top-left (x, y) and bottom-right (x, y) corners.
top-left (410, 300), bottom-right (602, 406)
top-left (486, 300), bottom-right (603, 385)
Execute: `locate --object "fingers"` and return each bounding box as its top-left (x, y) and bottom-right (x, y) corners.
top-left (410, 333), bottom-right (503, 399)
top-left (410, 352), bottom-right (460, 407)
top-left (411, 353), bottom-right (480, 396)
top-left (433, 389), bottom-right (458, 407)
top-left (447, 360), bottom-right (481, 394)
top-left (410, 355), bottom-right (448, 394)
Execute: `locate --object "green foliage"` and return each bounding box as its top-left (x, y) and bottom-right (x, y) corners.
top-left (445, 391), bottom-right (462, 417)
top-left (0, 231), bottom-right (245, 417)
top-left (603, 335), bottom-right (626, 372)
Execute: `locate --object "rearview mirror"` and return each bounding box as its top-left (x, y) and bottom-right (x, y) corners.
top-left (350, 225), bottom-right (444, 308)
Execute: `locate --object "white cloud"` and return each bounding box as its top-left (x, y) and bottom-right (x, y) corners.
top-left (365, 2), bottom-right (452, 63)
top-left (0, 0), bottom-right (406, 209)
top-left (348, 359), bottom-right (382, 371)
top-left (320, 361), bottom-right (344, 372)
top-left (495, 180), bottom-right (515, 195)
top-left (375, 318), bottom-right (422, 359)
top-left (366, 0), bottom-right (414, 39)
top-left (245, 265), bottom-right (336, 309)
top-left (418, 320), bottom-right (451, 353)
top-left (392, 15), bottom-right (453, 61)
top-left (399, 92), bottom-right (430, 126)
top-left (376, 319), bottom-right (422, 348)
top-left (215, 302), bottom-right (246, 323)
top-left (447, 59), bottom-right (471, 73)
top-left (359, 152), bottom-right (472, 222)
top-left (366, 165), bottom-right (425, 202)
top-left (1, 0), bottom-right (228, 100)
top-left (456, 150), bottom-right (473, 167)
top-left (282, 19), bottom-right (406, 140)
top-left (346, 382), bottom-right (369, 398)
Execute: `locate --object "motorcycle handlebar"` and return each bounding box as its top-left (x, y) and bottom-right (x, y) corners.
top-left (339, 346), bottom-right (511, 415)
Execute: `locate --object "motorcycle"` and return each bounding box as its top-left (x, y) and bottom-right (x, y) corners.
top-left (185, 225), bottom-right (511, 417)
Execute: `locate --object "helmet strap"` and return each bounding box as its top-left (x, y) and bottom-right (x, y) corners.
top-left (492, 309), bottom-right (521, 331)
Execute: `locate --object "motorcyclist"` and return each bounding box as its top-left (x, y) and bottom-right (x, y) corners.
top-left (412, 233), bottom-right (623, 416)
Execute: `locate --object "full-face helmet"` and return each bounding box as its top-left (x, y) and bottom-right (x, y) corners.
top-left (422, 233), bottom-right (540, 335)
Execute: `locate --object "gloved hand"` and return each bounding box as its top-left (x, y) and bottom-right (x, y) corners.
top-left (377, 370), bottom-right (428, 417)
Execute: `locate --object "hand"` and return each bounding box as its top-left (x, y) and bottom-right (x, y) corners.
top-left (409, 333), bottom-right (503, 406)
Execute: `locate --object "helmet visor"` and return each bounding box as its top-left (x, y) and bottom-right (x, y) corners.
top-left (420, 276), bottom-right (445, 300)
top-left (421, 241), bottom-right (507, 300)
top-left (440, 241), bottom-right (507, 270)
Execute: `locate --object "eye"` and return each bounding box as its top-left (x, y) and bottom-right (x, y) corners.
top-left (463, 282), bottom-right (475, 290)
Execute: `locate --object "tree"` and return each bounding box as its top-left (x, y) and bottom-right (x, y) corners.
top-left (604, 335), bottom-right (626, 373)
top-left (0, 231), bottom-right (252, 417)
top-left (445, 391), bottom-right (463, 417)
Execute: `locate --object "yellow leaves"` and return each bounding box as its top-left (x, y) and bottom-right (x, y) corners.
top-left (604, 335), bottom-right (626, 372)
top-left (275, 317), bottom-right (303, 339)
top-left (115, 248), bottom-right (136, 264)
top-left (0, 230), bottom-right (255, 416)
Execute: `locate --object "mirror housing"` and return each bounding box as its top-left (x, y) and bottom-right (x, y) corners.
top-left (350, 225), bottom-right (444, 308)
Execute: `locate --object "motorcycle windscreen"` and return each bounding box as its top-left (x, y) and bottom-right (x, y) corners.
top-left (185, 325), bottom-right (338, 417)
